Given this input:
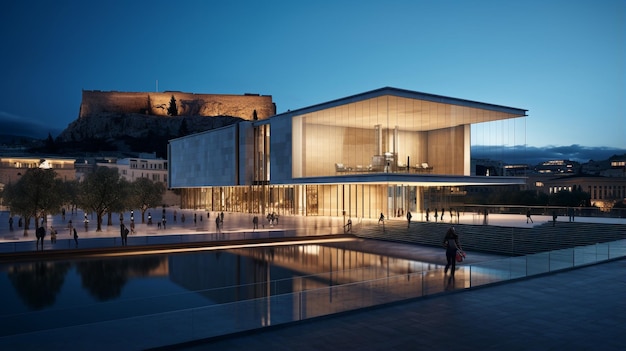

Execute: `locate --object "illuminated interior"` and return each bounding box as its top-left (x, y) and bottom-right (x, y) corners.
top-left (292, 94), bottom-right (524, 178)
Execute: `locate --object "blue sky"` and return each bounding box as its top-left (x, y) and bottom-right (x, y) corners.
top-left (1, 0), bottom-right (624, 157)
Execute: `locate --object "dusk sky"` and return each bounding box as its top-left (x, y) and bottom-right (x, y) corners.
top-left (1, 0), bottom-right (624, 159)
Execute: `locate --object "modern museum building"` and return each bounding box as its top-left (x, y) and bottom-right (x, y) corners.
top-left (168, 87), bottom-right (528, 220)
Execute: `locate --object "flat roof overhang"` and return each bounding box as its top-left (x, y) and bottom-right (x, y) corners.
top-left (278, 174), bottom-right (527, 187)
top-left (262, 86), bottom-right (528, 133)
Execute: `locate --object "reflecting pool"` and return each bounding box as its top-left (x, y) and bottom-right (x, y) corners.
top-left (0, 241), bottom-right (439, 337)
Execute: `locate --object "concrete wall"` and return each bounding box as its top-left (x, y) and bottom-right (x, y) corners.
top-left (80, 90), bottom-right (275, 120)
top-left (169, 125), bottom-right (239, 187)
top-left (268, 116), bottom-right (293, 185)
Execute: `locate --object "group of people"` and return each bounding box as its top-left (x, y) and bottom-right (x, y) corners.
top-left (32, 223), bottom-right (78, 250)
top-left (425, 208), bottom-right (459, 223)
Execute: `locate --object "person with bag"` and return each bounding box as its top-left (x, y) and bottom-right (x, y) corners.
top-left (443, 227), bottom-right (463, 278)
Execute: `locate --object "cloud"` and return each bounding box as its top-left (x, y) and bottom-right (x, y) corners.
top-left (472, 144), bottom-right (626, 165)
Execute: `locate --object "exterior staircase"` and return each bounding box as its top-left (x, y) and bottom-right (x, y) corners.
top-left (353, 220), bottom-right (626, 256)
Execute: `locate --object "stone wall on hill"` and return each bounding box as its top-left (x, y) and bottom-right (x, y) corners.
top-left (79, 90), bottom-right (276, 120)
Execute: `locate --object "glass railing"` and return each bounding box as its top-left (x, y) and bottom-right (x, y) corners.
top-left (1, 239), bottom-right (624, 349)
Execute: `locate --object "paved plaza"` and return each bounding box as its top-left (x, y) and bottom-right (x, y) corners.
top-left (2, 207), bottom-right (624, 247)
top-left (177, 258), bottom-right (626, 351)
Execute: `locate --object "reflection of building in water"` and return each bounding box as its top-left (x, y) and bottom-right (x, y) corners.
top-left (167, 244), bottom-right (439, 304)
top-left (126, 258), bottom-right (169, 278)
top-left (169, 87), bottom-right (528, 219)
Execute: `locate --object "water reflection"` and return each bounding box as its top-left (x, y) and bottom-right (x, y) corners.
top-left (0, 242), bottom-right (440, 337)
top-left (75, 256), bottom-right (163, 300)
top-left (7, 261), bottom-right (70, 310)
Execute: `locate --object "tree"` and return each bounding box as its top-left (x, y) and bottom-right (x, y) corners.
top-left (75, 167), bottom-right (125, 232)
top-left (167, 95), bottom-right (178, 116)
top-left (105, 178), bottom-right (132, 226)
top-left (129, 177), bottom-right (165, 223)
top-left (2, 168), bottom-right (67, 236)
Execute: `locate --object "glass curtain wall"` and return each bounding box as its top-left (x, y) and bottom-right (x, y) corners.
top-left (254, 124), bottom-right (270, 184)
top-left (292, 95), bottom-right (524, 178)
top-left (181, 184), bottom-right (452, 220)
top-left (181, 185), bottom-right (297, 216)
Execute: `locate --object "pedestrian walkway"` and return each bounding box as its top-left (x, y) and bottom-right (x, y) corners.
top-left (0, 208), bottom-right (350, 253)
top-left (170, 257), bottom-right (626, 351)
top-left (2, 208), bottom-right (624, 246)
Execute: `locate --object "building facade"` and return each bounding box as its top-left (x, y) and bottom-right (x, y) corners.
top-left (168, 87), bottom-right (528, 219)
top-left (0, 156), bottom-right (76, 186)
top-left (96, 154), bottom-right (179, 206)
top-left (534, 175), bottom-right (626, 210)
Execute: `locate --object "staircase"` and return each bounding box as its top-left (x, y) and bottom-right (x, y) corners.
top-left (353, 220), bottom-right (626, 256)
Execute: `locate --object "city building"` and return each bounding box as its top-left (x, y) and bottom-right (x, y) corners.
top-left (534, 159), bottom-right (579, 174)
top-left (97, 153), bottom-right (168, 183)
top-left (533, 174), bottom-right (626, 210)
top-left (0, 156), bottom-right (76, 186)
top-left (168, 87), bottom-right (528, 219)
top-left (96, 153), bottom-right (179, 205)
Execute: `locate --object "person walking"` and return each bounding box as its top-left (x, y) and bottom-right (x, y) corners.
top-left (36, 226), bottom-right (46, 250)
top-left (378, 213), bottom-right (385, 224)
top-left (406, 211), bottom-right (412, 228)
top-left (120, 223), bottom-right (127, 246)
top-left (73, 227), bottom-right (79, 247)
top-left (443, 227), bottom-right (462, 278)
top-left (425, 208), bottom-right (430, 222)
top-left (434, 208), bottom-right (438, 222)
top-left (526, 209), bottom-right (533, 224)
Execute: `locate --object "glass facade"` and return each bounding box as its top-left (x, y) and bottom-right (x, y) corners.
top-left (172, 88), bottom-right (527, 220)
top-left (292, 94), bottom-right (522, 178)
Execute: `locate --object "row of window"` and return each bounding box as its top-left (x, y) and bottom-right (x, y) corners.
top-left (129, 162), bottom-right (167, 170)
top-left (588, 185), bottom-right (626, 200)
top-left (549, 185), bottom-right (626, 200)
top-left (120, 169), bottom-right (166, 182)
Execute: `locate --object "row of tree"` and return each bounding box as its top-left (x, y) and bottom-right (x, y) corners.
top-left (2, 167), bottom-right (165, 236)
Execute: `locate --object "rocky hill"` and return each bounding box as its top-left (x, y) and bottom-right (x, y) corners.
top-left (53, 113), bottom-right (243, 157)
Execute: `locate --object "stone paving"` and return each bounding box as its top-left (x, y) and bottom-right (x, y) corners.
top-left (181, 258), bottom-right (626, 351)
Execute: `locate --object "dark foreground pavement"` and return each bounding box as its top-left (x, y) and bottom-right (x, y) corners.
top-left (171, 258), bottom-right (626, 351)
